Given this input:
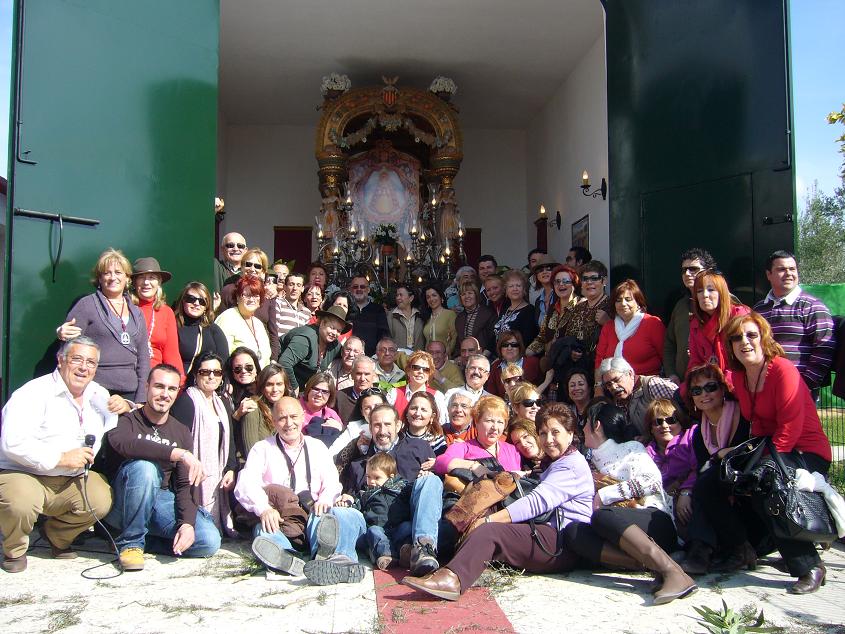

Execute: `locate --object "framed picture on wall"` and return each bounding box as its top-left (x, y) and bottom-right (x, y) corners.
top-left (571, 214), bottom-right (589, 250)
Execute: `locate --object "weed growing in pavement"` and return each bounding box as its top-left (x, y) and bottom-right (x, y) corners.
top-left (0, 593), bottom-right (35, 609)
top-left (317, 591), bottom-right (328, 606)
top-left (391, 606), bottom-right (406, 623)
top-left (476, 561), bottom-right (525, 596)
top-left (42, 596), bottom-right (87, 633)
top-left (691, 599), bottom-right (783, 634)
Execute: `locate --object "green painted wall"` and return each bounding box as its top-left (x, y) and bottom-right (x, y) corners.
top-left (605, 0), bottom-right (796, 319)
top-left (4, 0), bottom-right (219, 398)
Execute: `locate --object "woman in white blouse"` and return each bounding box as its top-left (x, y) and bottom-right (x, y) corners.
top-left (215, 276), bottom-right (272, 368)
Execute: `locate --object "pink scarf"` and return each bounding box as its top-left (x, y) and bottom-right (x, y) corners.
top-left (700, 399), bottom-right (739, 456)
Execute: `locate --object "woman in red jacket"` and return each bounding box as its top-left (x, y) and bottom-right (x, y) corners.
top-left (687, 271), bottom-right (748, 385)
top-left (594, 280), bottom-right (664, 380)
top-left (131, 257), bottom-right (185, 384)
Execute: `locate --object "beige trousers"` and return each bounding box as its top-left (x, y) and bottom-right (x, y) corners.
top-left (0, 470), bottom-right (112, 558)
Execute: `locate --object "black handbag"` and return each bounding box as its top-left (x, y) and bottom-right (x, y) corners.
top-left (505, 476), bottom-right (556, 525)
top-left (759, 439), bottom-right (837, 544)
top-left (720, 436), bottom-right (768, 495)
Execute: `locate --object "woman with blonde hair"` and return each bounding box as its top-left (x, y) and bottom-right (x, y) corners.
top-left (389, 350), bottom-right (446, 422)
top-left (493, 269), bottom-right (538, 349)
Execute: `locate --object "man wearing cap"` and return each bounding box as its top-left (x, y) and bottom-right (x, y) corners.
top-left (279, 305), bottom-right (351, 395)
top-left (131, 257), bottom-right (185, 384)
top-left (214, 231), bottom-right (247, 293)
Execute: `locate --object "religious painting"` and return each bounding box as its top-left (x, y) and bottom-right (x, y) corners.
top-left (348, 140), bottom-right (420, 244)
top-left (571, 214), bottom-right (589, 250)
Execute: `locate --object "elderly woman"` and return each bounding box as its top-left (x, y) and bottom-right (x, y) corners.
top-left (300, 371), bottom-right (343, 430)
top-left (306, 262), bottom-right (329, 289)
top-left (402, 391), bottom-right (447, 456)
top-left (279, 305), bottom-right (350, 395)
top-left (694, 313), bottom-right (832, 594)
top-left (422, 285), bottom-right (457, 356)
top-left (174, 282), bottom-right (229, 376)
top-left (510, 382), bottom-right (544, 423)
top-left (530, 254), bottom-right (559, 328)
top-left (403, 403), bottom-right (594, 601)
top-left (553, 260), bottom-right (611, 368)
top-left (388, 284), bottom-right (424, 352)
top-left (486, 331), bottom-right (543, 398)
top-left (388, 350), bottom-right (447, 422)
top-left (215, 276), bottom-right (272, 368)
top-left (240, 363), bottom-right (290, 457)
top-left (129, 257), bottom-right (184, 383)
top-left (434, 396), bottom-right (522, 478)
top-left (563, 401), bottom-right (698, 605)
top-left (688, 271), bottom-right (749, 385)
top-left (595, 279), bottom-right (665, 378)
top-left (453, 282), bottom-right (496, 358)
top-left (493, 269), bottom-right (538, 349)
top-left (57, 248), bottom-right (150, 401)
top-left (220, 248), bottom-right (270, 317)
top-left (508, 418), bottom-right (543, 473)
top-left (527, 264), bottom-right (581, 356)
top-left (225, 346), bottom-right (261, 424)
top-left (442, 390), bottom-right (476, 444)
top-left (171, 352), bottom-right (237, 536)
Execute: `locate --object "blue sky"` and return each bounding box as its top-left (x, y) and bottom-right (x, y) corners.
top-left (0, 1), bottom-right (842, 197)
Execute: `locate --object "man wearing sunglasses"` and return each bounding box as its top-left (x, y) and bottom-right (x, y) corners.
top-left (213, 231), bottom-right (247, 293)
top-left (597, 356), bottom-right (677, 440)
top-left (347, 275), bottom-right (390, 356)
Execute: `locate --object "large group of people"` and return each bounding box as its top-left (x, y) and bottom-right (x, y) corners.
top-left (0, 234), bottom-right (838, 605)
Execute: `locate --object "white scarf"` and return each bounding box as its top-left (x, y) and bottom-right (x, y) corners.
top-left (614, 311), bottom-right (644, 358)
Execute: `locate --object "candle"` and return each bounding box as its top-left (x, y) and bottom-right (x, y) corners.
top-left (374, 256), bottom-right (380, 267)
top-left (582, 170), bottom-right (590, 187)
top-left (540, 205), bottom-right (546, 217)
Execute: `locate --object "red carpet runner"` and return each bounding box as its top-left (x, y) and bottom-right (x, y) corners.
top-left (373, 569), bottom-right (516, 633)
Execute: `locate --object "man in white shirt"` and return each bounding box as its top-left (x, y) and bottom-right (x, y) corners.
top-left (0, 337), bottom-right (128, 573)
top-left (444, 354), bottom-right (491, 406)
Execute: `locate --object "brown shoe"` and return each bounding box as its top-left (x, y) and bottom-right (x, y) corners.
top-left (617, 525), bottom-right (697, 606)
top-left (710, 541), bottom-right (756, 573)
top-left (376, 555), bottom-right (395, 571)
top-left (48, 541), bottom-right (78, 560)
top-left (2, 554), bottom-right (27, 573)
top-left (402, 568), bottom-right (462, 601)
top-left (788, 565), bottom-right (826, 595)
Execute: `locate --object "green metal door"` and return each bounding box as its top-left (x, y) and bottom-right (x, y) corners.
top-left (4, 0), bottom-right (219, 398)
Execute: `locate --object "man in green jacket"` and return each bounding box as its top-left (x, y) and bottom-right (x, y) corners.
top-left (280, 305), bottom-right (351, 394)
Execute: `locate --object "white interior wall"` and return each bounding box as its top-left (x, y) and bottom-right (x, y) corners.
top-left (526, 34), bottom-right (609, 265)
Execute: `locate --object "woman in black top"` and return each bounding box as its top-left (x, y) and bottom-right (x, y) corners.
top-left (493, 269), bottom-right (538, 350)
top-left (174, 282), bottom-right (229, 376)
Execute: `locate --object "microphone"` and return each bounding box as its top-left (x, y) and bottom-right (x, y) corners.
top-left (84, 434), bottom-right (96, 474)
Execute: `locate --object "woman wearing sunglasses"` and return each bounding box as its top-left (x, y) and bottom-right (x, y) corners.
top-left (174, 282), bottom-right (229, 376)
top-left (527, 264), bottom-right (581, 357)
top-left (300, 371), bottom-right (343, 431)
top-left (693, 313), bottom-right (832, 594)
top-left (224, 346), bottom-right (261, 424)
top-left (486, 331), bottom-right (543, 399)
top-left (171, 352), bottom-right (238, 536)
top-left (389, 351), bottom-right (447, 424)
top-left (510, 382), bottom-right (545, 423)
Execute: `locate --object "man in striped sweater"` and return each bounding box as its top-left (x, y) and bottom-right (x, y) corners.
top-left (753, 250), bottom-right (835, 394)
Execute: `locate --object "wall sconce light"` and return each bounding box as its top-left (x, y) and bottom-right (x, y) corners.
top-left (539, 204), bottom-right (546, 218)
top-left (581, 170), bottom-right (607, 200)
top-left (554, 210), bottom-right (562, 230)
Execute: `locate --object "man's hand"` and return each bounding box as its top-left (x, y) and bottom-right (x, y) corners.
top-left (56, 318), bottom-right (82, 342)
top-left (107, 395), bottom-right (132, 415)
top-left (57, 447), bottom-right (94, 470)
top-left (420, 457), bottom-right (435, 471)
top-left (312, 502), bottom-right (332, 516)
top-left (176, 450), bottom-right (206, 486)
top-left (220, 470), bottom-right (235, 490)
top-left (172, 523), bottom-right (196, 556)
top-left (675, 493), bottom-right (693, 524)
top-left (335, 494), bottom-right (354, 507)
top-left (593, 491), bottom-right (603, 511)
top-left (260, 508), bottom-right (282, 533)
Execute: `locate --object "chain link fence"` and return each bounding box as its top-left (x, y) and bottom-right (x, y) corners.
top-left (819, 378), bottom-right (844, 494)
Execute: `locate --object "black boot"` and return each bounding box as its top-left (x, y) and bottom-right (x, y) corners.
top-left (680, 541), bottom-right (713, 576)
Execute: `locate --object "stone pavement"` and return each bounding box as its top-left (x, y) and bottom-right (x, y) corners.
top-left (1, 530), bottom-right (843, 634)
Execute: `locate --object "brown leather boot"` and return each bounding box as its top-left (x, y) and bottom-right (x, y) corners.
top-left (445, 472), bottom-right (516, 533)
top-left (617, 525), bottom-right (697, 605)
top-left (710, 541), bottom-right (756, 573)
top-left (599, 543), bottom-right (641, 571)
top-left (401, 568), bottom-right (462, 601)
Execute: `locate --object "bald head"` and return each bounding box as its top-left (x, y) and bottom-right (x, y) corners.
top-left (273, 396), bottom-right (304, 442)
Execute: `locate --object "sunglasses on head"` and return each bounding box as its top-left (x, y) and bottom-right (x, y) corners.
top-left (728, 331), bottom-right (760, 343)
top-left (410, 364), bottom-right (431, 373)
top-left (503, 375), bottom-right (523, 384)
top-left (233, 364), bottom-right (255, 374)
top-left (197, 368), bottom-right (223, 377)
top-left (521, 398), bottom-right (544, 408)
top-left (225, 242), bottom-right (246, 249)
top-left (581, 274), bottom-right (603, 283)
top-left (689, 381), bottom-right (720, 396)
top-left (184, 294), bottom-right (207, 307)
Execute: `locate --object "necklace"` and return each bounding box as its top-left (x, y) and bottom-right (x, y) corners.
top-left (241, 311), bottom-right (260, 353)
top-left (105, 294), bottom-right (131, 345)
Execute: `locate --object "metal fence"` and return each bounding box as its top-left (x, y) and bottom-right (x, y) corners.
top-left (818, 376), bottom-right (844, 493)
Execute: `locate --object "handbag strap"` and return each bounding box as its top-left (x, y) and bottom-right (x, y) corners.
top-left (763, 437), bottom-right (798, 484)
top-left (513, 477), bottom-right (565, 557)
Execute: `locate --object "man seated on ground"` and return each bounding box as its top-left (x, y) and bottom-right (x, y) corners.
top-left (330, 335), bottom-right (364, 392)
top-left (340, 404), bottom-right (443, 577)
top-left (374, 337), bottom-right (405, 388)
top-left (427, 340), bottom-right (463, 393)
top-left (597, 357), bottom-right (677, 441)
top-left (335, 355), bottom-right (378, 423)
top-left (444, 354), bottom-right (492, 406)
top-left (100, 364), bottom-right (219, 571)
top-left (0, 337), bottom-right (128, 573)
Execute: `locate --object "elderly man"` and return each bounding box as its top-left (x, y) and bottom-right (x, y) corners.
top-left (442, 390), bottom-right (476, 443)
top-left (427, 341), bottom-right (463, 393)
top-left (101, 365), bottom-right (219, 571)
top-left (374, 337), bottom-right (406, 388)
top-left (753, 250), bottom-right (835, 393)
top-left (456, 337), bottom-right (482, 369)
top-left (444, 354), bottom-right (492, 405)
top-left (269, 272), bottom-right (311, 360)
top-left (335, 354), bottom-right (377, 423)
top-left (348, 275), bottom-right (390, 356)
top-left (0, 337), bottom-right (128, 573)
top-left (340, 404), bottom-right (442, 577)
top-left (330, 335), bottom-right (364, 392)
top-left (214, 231), bottom-right (247, 292)
top-left (280, 306), bottom-right (351, 395)
top-left (597, 357), bottom-right (676, 440)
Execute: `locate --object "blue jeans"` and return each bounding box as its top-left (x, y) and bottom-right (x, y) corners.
top-left (366, 521), bottom-right (412, 560)
top-left (410, 474), bottom-right (442, 543)
top-left (106, 460), bottom-right (221, 557)
top-left (306, 506), bottom-right (366, 561)
top-left (252, 514), bottom-right (320, 552)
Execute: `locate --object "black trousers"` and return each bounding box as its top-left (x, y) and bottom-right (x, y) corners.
top-left (564, 506), bottom-right (678, 564)
top-left (695, 450), bottom-right (830, 577)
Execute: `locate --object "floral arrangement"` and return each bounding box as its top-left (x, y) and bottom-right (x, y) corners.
top-left (320, 73), bottom-right (351, 96)
top-left (372, 223), bottom-right (399, 246)
top-left (429, 76), bottom-right (457, 96)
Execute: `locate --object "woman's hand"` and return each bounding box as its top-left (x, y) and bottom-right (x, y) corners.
top-left (595, 310), bottom-right (610, 326)
top-left (260, 508), bottom-right (282, 533)
top-left (312, 502), bottom-right (331, 516)
top-left (356, 430), bottom-right (372, 453)
top-left (335, 494), bottom-right (354, 507)
top-left (234, 399), bottom-right (257, 420)
top-left (675, 493), bottom-right (693, 524)
top-left (212, 292), bottom-right (222, 312)
top-left (220, 470), bottom-right (235, 490)
top-left (420, 458), bottom-right (435, 472)
top-left (56, 318), bottom-right (82, 342)
top-left (592, 491), bottom-right (603, 510)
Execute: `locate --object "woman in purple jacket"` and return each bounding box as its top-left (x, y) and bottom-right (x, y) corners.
top-left (401, 403), bottom-right (594, 601)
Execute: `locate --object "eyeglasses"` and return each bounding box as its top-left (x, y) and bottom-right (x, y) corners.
top-left (242, 261), bottom-right (263, 270)
top-left (681, 266), bottom-right (703, 275)
top-left (554, 278), bottom-right (573, 286)
top-left (197, 368), bottom-right (223, 377)
top-left (503, 375), bottom-right (523, 385)
top-left (537, 265), bottom-right (554, 273)
top-left (225, 242), bottom-right (246, 249)
top-left (233, 364), bottom-right (255, 374)
top-left (66, 355), bottom-right (98, 370)
top-left (501, 342), bottom-right (520, 349)
top-left (378, 348), bottom-right (397, 355)
top-left (310, 386), bottom-right (330, 396)
top-left (689, 381), bottom-right (720, 396)
top-left (410, 364), bottom-right (431, 373)
top-left (581, 274), bottom-right (603, 283)
top-left (520, 398), bottom-right (544, 408)
top-left (652, 416), bottom-right (678, 427)
top-left (468, 366), bottom-right (490, 374)
top-left (728, 331), bottom-right (760, 344)
top-left (183, 294), bottom-right (208, 307)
